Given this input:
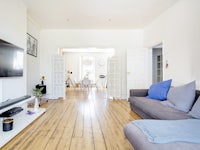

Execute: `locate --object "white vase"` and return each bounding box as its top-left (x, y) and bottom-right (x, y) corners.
top-left (34, 97), bottom-right (39, 112)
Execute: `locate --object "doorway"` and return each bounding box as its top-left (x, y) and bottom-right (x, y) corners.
top-left (152, 44), bottom-right (163, 83)
top-left (61, 48), bottom-right (115, 91)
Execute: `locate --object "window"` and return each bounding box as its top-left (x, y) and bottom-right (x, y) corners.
top-left (81, 56), bottom-right (95, 82)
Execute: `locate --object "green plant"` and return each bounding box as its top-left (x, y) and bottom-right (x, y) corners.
top-left (33, 87), bottom-right (44, 98)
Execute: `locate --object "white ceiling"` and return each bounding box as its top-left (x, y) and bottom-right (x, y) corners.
top-left (23, 0), bottom-right (178, 29)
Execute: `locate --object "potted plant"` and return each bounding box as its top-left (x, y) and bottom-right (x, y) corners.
top-left (33, 87), bottom-right (44, 112)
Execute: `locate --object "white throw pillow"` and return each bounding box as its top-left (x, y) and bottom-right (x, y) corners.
top-left (167, 81), bottom-right (196, 112)
top-left (188, 96), bottom-right (200, 119)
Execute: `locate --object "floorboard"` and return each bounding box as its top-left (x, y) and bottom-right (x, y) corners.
top-left (1, 88), bottom-right (141, 150)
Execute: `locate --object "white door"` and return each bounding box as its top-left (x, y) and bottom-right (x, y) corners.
top-left (127, 49), bottom-right (151, 98)
top-left (52, 55), bottom-right (66, 99)
top-left (107, 56), bottom-right (121, 99)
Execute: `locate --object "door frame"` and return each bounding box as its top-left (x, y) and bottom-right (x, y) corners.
top-left (152, 43), bottom-right (163, 83)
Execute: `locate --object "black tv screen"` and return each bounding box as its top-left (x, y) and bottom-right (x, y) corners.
top-left (0, 39), bottom-right (24, 77)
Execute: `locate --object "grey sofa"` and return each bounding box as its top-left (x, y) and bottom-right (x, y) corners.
top-left (124, 89), bottom-right (200, 150)
top-left (128, 89), bottom-right (200, 120)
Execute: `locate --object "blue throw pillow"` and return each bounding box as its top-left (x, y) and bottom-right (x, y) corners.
top-left (147, 79), bottom-right (172, 100)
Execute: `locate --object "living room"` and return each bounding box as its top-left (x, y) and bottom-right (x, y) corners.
top-left (0, 0), bottom-right (200, 149)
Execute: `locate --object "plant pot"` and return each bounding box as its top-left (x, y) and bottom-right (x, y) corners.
top-left (34, 97), bottom-right (39, 112)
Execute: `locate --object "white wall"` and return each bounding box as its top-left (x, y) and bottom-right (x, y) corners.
top-left (39, 29), bottom-right (143, 98)
top-left (0, 0), bottom-right (27, 101)
top-left (144, 0), bottom-right (200, 88)
top-left (27, 16), bottom-right (41, 95)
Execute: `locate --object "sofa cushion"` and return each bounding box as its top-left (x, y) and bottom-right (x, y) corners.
top-left (167, 81), bottom-right (196, 112)
top-left (146, 79), bottom-right (172, 100)
top-left (188, 96), bottom-right (200, 119)
top-left (130, 96), bottom-right (191, 120)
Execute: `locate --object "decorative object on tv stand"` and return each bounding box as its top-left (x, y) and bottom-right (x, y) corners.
top-left (27, 33), bottom-right (37, 57)
top-left (3, 118), bottom-right (14, 131)
top-left (33, 87), bottom-right (44, 112)
top-left (41, 75), bottom-right (45, 85)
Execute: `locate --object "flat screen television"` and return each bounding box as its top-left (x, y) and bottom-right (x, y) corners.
top-left (0, 39), bottom-right (24, 77)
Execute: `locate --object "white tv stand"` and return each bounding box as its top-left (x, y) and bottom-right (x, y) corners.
top-left (0, 96), bottom-right (46, 148)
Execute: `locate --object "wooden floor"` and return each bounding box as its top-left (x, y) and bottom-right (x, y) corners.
top-left (2, 88), bottom-right (141, 150)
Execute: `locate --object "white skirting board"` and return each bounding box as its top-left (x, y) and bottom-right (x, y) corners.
top-left (0, 108), bottom-right (46, 148)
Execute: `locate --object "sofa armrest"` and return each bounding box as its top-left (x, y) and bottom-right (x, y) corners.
top-left (129, 89), bottom-right (148, 97)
